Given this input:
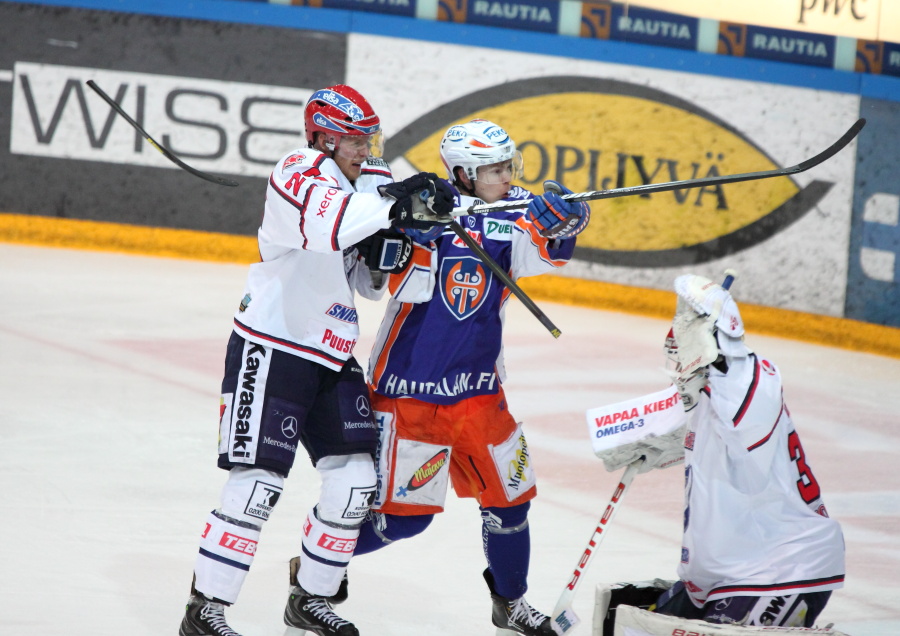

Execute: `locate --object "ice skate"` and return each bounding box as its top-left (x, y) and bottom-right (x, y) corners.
top-left (283, 584), bottom-right (359, 636)
top-left (289, 556), bottom-right (348, 605)
top-left (179, 592), bottom-right (243, 636)
top-left (484, 569), bottom-right (555, 636)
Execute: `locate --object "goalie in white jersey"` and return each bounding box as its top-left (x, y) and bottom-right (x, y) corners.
top-left (601, 274), bottom-right (844, 634)
top-left (178, 85), bottom-right (454, 636)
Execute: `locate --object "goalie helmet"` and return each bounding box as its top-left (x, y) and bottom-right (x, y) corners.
top-left (439, 119), bottom-right (523, 184)
top-left (304, 85), bottom-right (383, 156)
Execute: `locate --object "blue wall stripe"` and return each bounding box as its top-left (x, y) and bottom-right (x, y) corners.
top-left (5, 0), bottom-right (898, 100)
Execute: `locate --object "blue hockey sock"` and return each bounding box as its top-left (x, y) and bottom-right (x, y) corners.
top-left (482, 502), bottom-right (531, 599)
top-left (354, 512), bottom-right (433, 555)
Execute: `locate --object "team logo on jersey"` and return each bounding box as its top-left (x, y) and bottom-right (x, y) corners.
top-left (283, 153), bottom-right (307, 170)
top-left (761, 359), bottom-right (777, 375)
top-left (440, 255), bottom-right (490, 320)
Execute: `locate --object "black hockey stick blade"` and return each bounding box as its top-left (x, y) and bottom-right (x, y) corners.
top-left (451, 118), bottom-right (866, 216)
top-left (449, 222), bottom-right (561, 338)
top-left (86, 80), bottom-right (239, 187)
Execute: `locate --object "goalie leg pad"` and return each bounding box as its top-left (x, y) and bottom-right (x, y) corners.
top-left (594, 579), bottom-right (676, 636)
top-left (611, 604), bottom-right (850, 636)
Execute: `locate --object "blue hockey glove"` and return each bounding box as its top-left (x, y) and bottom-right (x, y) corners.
top-left (398, 225), bottom-right (446, 244)
top-left (526, 180), bottom-right (591, 239)
top-left (380, 173), bottom-right (455, 231)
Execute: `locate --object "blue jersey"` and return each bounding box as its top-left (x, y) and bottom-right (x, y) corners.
top-left (368, 184), bottom-right (575, 405)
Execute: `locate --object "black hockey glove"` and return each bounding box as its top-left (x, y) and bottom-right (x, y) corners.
top-left (355, 229), bottom-right (414, 274)
top-left (379, 172), bottom-right (455, 231)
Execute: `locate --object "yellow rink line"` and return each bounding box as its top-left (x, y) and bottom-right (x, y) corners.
top-left (3, 212), bottom-right (899, 359)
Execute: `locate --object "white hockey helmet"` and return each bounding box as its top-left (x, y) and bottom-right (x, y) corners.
top-left (439, 119), bottom-right (523, 184)
top-left (669, 274), bottom-right (750, 380)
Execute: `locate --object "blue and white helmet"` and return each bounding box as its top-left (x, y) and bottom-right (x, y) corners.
top-left (439, 119), bottom-right (523, 183)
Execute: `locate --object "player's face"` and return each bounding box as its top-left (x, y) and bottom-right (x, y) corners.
top-left (333, 134), bottom-right (372, 181)
top-left (473, 160), bottom-right (515, 203)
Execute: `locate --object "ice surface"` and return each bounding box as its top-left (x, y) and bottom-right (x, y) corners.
top-left (1, 243), bottom-right (897, 636)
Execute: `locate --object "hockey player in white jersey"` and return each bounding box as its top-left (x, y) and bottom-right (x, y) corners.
top-left (600, 274), bottom-right (845, 634)
top-left (178, 85), bottom-right (454, 636)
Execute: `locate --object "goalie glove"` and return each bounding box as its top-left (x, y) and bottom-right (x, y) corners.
top-left (526, 180), bottom-right (591, 239)
top-left (381, 172), bottom-right (455, 232)
top-left (354, 230), bottom-right (414, 274)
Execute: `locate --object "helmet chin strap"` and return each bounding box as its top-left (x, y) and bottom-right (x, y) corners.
top-left (454, 168), bottom-right (476, 197)
top-left (310, 132), bottom-right (337, 158)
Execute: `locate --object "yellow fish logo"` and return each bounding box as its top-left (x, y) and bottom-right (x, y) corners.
top-left (386, 77), bottom-right (831, 267)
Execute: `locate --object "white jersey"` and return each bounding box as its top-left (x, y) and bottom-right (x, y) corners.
top-left (679, 353), bottom-right (845, 606)
top-left (232, 149), bottom-right (394, 371)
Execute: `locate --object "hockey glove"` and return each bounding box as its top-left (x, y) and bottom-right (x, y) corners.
top-left (526, 180), bottom-right (591, 239)
top-left (380, 172), bottom-right (455, 231)
top-left (355, 229), bottom-right (414, 274)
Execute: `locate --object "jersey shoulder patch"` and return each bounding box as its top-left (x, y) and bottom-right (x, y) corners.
top-left (280, 148), bottom-right (326, 172)
top-left (363, 156), bottom-right (390, 170)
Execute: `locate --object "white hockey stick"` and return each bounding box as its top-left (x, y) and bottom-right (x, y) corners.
top-left (550, 457), bottom-right (645, 635)
top-left (451, 118), bottom-right (864, 217)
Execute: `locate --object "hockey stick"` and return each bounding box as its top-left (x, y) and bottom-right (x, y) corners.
top-left (550, 457), bottom-right (645, 635)
top-left (85, 80), bottom-right (239, 187)
top-left (449, 221), bottom-right (561, 338)
top-left (452, 118), bottom-right (865, 217)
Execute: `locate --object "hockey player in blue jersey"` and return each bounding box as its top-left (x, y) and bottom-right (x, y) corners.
top-left (353, 119), bottom-right (589, 635)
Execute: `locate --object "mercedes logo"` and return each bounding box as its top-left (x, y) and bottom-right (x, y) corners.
top-left (281, 416), bottom-right (298, 439)
top-left (356, 395), bottom-right (371, 417)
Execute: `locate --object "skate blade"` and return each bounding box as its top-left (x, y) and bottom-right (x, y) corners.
top-left (284, 626), bottom-right (309, 636)
top-left (496, 629), bottom-right (519, 636)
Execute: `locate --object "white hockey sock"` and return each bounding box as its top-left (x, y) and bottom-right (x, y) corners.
top-left (194, 510), bottom-right (261, 604)
top-left (297, 507), bottom-right (359, 597)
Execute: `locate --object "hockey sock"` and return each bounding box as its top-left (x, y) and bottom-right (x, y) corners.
top-left (353, 512), bottom-right (434, 554)
top-left (297, 506), bottom-right (361, 597)
top-left (194, 510), bottom-right (261, 604)
top-left (482, 502), bottom-right (531, 599)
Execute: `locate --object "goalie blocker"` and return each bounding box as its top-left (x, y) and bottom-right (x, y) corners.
top-left (594, 583), bottom-right (852, 636)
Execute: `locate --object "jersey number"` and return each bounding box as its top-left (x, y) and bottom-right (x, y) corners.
top-left (788, 430), bottom-right (821, 503)
top-left (285, 167), bottom-right (323, 197)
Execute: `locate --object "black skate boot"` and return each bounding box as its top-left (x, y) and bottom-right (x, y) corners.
top-left (179, 592), bottom-right (243, 636)
top-left (484, 569), bottom-right (555, 636)
top-left (289, 556), bottom-right (348, 604)
top-left (284, 584), bottom-right (359, 636)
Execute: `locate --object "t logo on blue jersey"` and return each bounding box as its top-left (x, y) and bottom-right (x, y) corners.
top-left (440, 255), bottom-right (491, 320)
